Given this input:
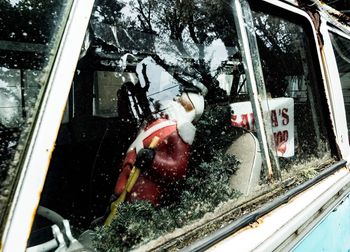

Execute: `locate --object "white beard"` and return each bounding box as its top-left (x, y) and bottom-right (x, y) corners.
top-left (161, 100), bottom-right (196, 145)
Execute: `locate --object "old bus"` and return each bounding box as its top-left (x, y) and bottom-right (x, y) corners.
top-left (1, 0), bottom-right (350, 251)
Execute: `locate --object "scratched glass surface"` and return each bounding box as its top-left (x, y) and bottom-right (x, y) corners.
top-left (330, 32), bottom-right (350, 138)
top-left (30, 1), bottom-right (337, 251)
top-left (0, 0), bottom-right (72, 228)
top-left (252, 9), bottom-right (333, 173)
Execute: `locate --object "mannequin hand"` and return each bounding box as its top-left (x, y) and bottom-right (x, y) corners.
top-left (134, 148), bottom-right (155, 171)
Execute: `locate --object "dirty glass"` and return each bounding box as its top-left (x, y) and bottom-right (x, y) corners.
top-left (0, 0), bottom-right (72, 226)
top-left (36, 0), bottom-right (266, 250)
top-left (34, 1), bottom-right (337, 251)
top-left (251, 9), bottom-right (334, 174)
top-left (330, 32), bottom-right (350, 138)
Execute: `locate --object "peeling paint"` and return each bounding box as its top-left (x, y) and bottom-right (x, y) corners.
top-left (295, 0), bottom-right (350, 48)
top-left (309, 1), bottom-right (349, 32)
top-left (296, 0), bottom-right (325, 47)
top-left (319, 1), bottom-right (350, 25)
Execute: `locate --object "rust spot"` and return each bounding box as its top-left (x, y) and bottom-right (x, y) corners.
top-left (319, 0), bottom-right (350, 24)
top-left (328, 9), bottom-right (350, 26)
top-left (249, 218), bottom-right (263, 228)
top-left (249, 221), bottom-right (259, 228)
top-left (300, 1), bottom-right (350, 28)
top-left (297, 0), bottom-right (324, 48)
top-left (248, 217), bottom-right (265, 229)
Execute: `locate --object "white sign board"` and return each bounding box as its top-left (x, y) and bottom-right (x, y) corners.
top-left (230, 98), bottom-right (294, 157)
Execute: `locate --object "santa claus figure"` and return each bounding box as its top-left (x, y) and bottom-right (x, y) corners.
top-left (113, 89), bottom-right (205, 207)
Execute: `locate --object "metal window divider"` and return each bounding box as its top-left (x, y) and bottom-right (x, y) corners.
top-left (232, 0), bottom-right (281, 180)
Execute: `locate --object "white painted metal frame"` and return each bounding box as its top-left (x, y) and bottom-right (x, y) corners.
top-left (232, 0), bottom-right (274, 178)
top-left (320, 21), bottom-right (350, 161)
top-left (278, 179), bottom-right (350, 251)
top-left (1, 0), bottom-right (95, 251)
top-left (208, 168), bottom-right (350, 252)
top-left (328, 26), bottom-right (350, 40)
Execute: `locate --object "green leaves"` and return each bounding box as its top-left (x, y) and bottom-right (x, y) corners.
top-left (94, 152), bottom-right (240, 251)
top-left (94, 104), bottom-right (241, 251)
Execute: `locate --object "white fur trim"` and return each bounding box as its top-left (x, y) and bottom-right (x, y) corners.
top-left (177, 121), bottom-right (196, 145)
top-left (128, 120), bottom-right (176, 153)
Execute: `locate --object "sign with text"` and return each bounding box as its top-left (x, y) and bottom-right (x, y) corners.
top-left (230, 98), bottom-right (294, 157)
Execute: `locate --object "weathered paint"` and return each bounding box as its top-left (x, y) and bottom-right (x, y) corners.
top-left (319, 1), bottom-right (350, 26)
top-left (293, 193), bottom-right (350, 251)
top-left (204, 168), bottom-right (350, 252)
top-left (319, 22), bottom-right (350, 161)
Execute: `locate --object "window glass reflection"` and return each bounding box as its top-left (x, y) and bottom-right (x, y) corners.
top-left (252, 10), bottom-right (333, 170)
top-left (43, 1), bottom-right (252, 250)
top-left (330, 33), bottom-right (350, 139)
top-left (34, 1), bottom-right (337, 251)
top-left (0, 0), bottom-right (71, 223)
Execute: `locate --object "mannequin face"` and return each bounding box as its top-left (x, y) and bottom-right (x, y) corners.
top-left (179, 92), bottom-right (204, 122)
top-left (175, 94), bottom-right (194, 112)
top-left (162, 99), bottom-right (195, 124)
top-left (163, 92), bottom-right (204, 124)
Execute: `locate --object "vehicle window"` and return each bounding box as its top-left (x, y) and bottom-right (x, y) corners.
top-left (330, 32), bottom-right (350, 139)
top-left (40, 0), bottom-right (254, 249)
top-left (251, 7), bottom-right (334, 175)
top-left (0, 0), bottom-right (72, 228)
top-left (35, 1), bottom-right (337, 251)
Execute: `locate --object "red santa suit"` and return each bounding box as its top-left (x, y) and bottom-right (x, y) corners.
top-left (114, 114), bottom-right (196, 206)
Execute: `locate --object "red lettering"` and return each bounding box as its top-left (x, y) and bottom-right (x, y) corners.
top-left (282, 108), bottom-right (289, 125)
top-left (231, 114), bottom-right (239, 127)
top-left (241, 114), bottom-right (250, 129)
top-left (273, 130), bottom-right (289, 150)
top-left (283, 130), bottom-right (288, 141)
top-left (271, 109), bottom-right (278, 127)
top-left (276, 131), bottom-right (283, 145)
top-left (231, 113), bottom-right (256, 131)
